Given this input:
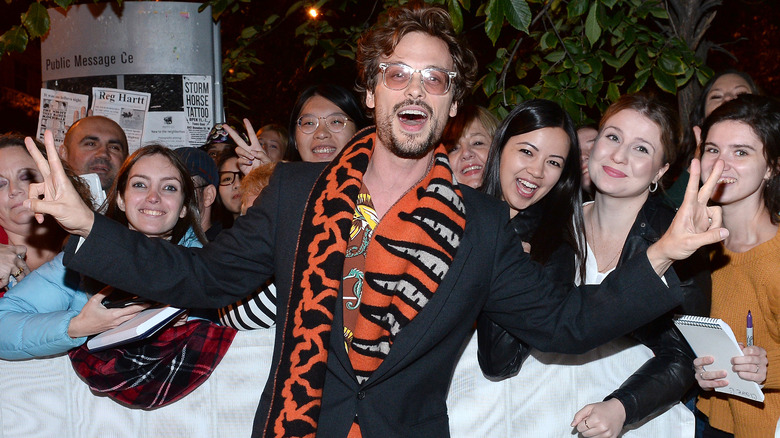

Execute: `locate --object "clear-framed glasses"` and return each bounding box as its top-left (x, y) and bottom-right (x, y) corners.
top-left (378, 62), bottom-right (457, 95)
top-left (219, 171), bottom-right (242, 186)
top-left (296, 114), bottom-right (352, 134)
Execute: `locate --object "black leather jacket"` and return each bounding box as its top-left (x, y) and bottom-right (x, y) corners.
top-left (477, 197), bottom-right (711, 426)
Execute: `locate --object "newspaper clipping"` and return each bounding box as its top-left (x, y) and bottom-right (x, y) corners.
top-left (183, 75), bottom-right (213, 147)
top-left (91, 87), bottom-right (151, 153)
top-left (142, 112), bottom-right (188, 149)
top-left (36, 89), bottom-right (90, 145)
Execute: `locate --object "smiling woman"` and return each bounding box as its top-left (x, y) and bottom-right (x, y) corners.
top-left (694, 95), bottom-right (780, 438)
top-left (475, 94), bottom-right (711, 438)
top-left (0, 142), bottom-right (207, 360)
top-left (285, 84), bottom-right (368, 162)
top-left (105, 145), bottom-right (205, 244)
top-left (442, 105), bottom-right (499, 189)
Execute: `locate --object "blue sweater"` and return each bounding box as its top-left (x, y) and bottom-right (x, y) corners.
top-left (0, 230), bottom-right (202, 360)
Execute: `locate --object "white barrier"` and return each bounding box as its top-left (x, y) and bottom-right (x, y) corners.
top-left (0, 328), bottom-right (693, 437)
top-left (0, 329), bottom-right (274, 438)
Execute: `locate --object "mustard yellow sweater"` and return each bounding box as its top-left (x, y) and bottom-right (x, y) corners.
top-left (697, 227), bottom-right (780, 437)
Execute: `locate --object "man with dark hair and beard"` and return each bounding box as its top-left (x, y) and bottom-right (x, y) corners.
top-left (59, 115), bottom-right (128, 191)
top-left (27, 3), bottom-right (728, 438)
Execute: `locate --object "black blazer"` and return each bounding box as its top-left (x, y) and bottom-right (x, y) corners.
top-left (64, 162), bottom-right (685, 437)
top-left (477, 197), bottom-right (711, 426)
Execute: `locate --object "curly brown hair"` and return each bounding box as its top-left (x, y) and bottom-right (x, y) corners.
top-left (356, 2), bottom-right (477, 105)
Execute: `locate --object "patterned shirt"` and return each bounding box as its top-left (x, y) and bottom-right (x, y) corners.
top-left (342, 185), bottom-right (378, 352)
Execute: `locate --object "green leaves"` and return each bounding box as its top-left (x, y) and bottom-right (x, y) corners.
top-left (0, 26), bottom-right (28, 53)
top-left (22, 2), bottom-right (50, 38)
top-left (484, 0), bottom-right (531, 44)
top-left (448, 0), bottom-right (464, 33)
top-left (503, 0), bottom-right (531, 32)
top-left (484, 0), bottom-right (503, 44)
top-left (1, 2), bottom-right (56, 58)
top-left (652, 68), bottom-right (676, 93)
top-left (585, 2), bottom-right (601, 46)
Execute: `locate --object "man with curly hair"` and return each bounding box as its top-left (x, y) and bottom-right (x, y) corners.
top-left (35, 3), bottom-right (726, 437)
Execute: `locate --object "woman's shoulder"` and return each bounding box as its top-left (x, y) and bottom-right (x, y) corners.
top-left (460, 185), bottom-right (507, 225)
top-left (638, 196), bottom-right (677, 234)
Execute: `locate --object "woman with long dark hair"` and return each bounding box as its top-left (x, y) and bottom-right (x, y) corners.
top-left (0, 143), bottom-right (205, 359)
top-left (468, 95), bottom-right (710, 437)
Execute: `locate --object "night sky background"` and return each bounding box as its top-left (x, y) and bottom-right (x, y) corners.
top-left (1, 0), bottom-right (778, 134)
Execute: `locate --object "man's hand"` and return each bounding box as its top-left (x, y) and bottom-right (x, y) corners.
top-left (225, 118), bottom-right (271, 175)
top-left (24, 130), bottom-right (95, 237)
top-left (646, 159), bottom-right (728, 276)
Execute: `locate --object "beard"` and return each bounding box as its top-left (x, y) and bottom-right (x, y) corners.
top-left (375, 99), bottom-right (442, 159)
top-left (87, 156), bottom-right (117, 189)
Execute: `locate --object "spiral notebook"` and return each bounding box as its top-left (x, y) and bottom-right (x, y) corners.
top-left (673, 315), bottom-right (764, 402)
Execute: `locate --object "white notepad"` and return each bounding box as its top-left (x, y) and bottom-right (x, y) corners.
top-left (86, 306), bottom-right (185, 352)
top-left (673, 315), bottom-right (764, 402)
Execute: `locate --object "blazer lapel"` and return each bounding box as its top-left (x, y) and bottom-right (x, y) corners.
top-left (328, 284), bottom-right (358, 384)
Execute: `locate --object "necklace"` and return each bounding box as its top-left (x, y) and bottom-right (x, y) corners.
top-left (587, 213), bottom-right (622, 273)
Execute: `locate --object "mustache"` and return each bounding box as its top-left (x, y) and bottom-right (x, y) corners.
top-left (87, 157), bottom-right (114, 169)
top-left (393, 99), bottom-right (434, 115)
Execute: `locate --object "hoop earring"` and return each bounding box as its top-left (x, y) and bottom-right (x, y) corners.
top-left (649, 181), bottom-right (658, 193)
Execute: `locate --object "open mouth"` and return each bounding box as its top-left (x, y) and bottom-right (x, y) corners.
top-left (397, 105), bottom-right (430, 133)
top-left (717, 177), bottom-right (737, 184)
top-left (461, 164), bottom-right (483, 176)
top-left (515, 178), bottom-right (539, 198)
top-left (312, 145), bottom-right (337, 156)
top-left (139, 209), bottom-right (165, 217)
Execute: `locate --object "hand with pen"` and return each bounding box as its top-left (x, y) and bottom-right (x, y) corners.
top-left (695, 312), bottom-right (768, 389)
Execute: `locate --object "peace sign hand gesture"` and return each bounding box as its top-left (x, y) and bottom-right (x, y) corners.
top-left (24, 130), bottom-right (95, 238)
top-left (224, 118), bottom-right (271, 175)
top-left (647, 158), bottom-right (728, 276)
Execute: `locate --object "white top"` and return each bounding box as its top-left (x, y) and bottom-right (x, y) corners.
top-left (446, 241), bottom-right (693, 437)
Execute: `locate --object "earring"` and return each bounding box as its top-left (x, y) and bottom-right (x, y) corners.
top-left (649, 181), bottom-right (658, 193)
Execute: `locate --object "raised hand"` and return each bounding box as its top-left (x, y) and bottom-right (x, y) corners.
top-left (24, 130), bottom-right (95, 237)
top-left (646, 159), bottom-right (729, 276)
top-left (224, 118), bottom-right (271, 175)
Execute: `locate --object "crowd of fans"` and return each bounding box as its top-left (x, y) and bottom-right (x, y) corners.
top-left (0, 3), bottom-right (778, 437)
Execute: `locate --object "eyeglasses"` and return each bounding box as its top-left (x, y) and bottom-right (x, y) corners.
top-left (378, 62), bottom-right (457, 95)
top-left (219, 171), bottom-right (242, 186)
top-left (296, 114), bottom-right (352, 134)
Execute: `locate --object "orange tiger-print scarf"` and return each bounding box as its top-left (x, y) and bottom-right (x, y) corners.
top-left (262, 128), bottom-right (466, 437)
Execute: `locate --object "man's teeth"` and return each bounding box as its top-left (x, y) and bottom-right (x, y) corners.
top-left (399, 109), bottom-right (428, 122)
top-left (717, 177), bottom-right (737, 184)
top-left (400, 110), bottom-right (426, 117)
top-left (140, 209), bottom-right (164, 216)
